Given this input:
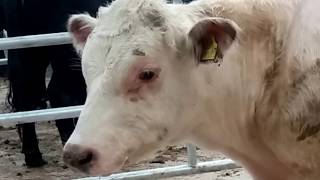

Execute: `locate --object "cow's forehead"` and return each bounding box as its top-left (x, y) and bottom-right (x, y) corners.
top-left (83, 0), bottom-right (187, 79)
top-left (95, 0), bottom-right (169, 37)
top-left (82, 28), bottom-right (164, 82)
top-left (88, 29), bottom-right (163, 60)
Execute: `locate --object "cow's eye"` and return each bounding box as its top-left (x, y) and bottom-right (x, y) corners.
top-left (139, 70), bottom-right (156, 81)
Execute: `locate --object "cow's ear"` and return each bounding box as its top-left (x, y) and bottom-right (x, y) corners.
top-left (68, 14), bottom-right (97, 53)
top-left (188, 18), bottom-right (239, 64)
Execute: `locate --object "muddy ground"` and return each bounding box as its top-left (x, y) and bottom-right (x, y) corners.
top-left (0, 76), bottom-right (251, 180)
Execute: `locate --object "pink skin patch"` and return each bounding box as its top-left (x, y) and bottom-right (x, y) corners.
top-left (121, 57), bottom-right (161, 101)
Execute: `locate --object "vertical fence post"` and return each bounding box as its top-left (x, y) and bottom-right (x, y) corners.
top-left (187, 144), bottom-right (197, 167)
top-left (3, 30), bottom-right (8, 58)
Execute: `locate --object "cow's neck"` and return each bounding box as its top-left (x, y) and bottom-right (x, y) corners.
top-left (189, 52), bottom-right (293, 180)
top-left (182, 1), bottom-right (299, 179)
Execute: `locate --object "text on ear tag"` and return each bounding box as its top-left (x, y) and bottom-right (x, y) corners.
top-left (201, 37), bottom-right (218, 63)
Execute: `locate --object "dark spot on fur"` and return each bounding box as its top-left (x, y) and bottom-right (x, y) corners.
top-left (163, 128), bottom-right (168, 135)
top-left (157, 135), bottom-right (163, 141)
top-left (138, 5), bottom-right (167, 32)
top-left (132, 49), bottom-right (146, 56)
top-left (126, 148), bottom-right (134, 155)
top-left (291, 58), bottom-right (320, 89)
top-left (145, 9), bottom-right (165, 28)
top-left (290, 162), bottom-right (313, 176)
top-left (316, 58), bottom-right (320, 67)
top-left (287, 58), bottom-right (320, 141)
top-left (127, 88), bottom-right (140, 94)
top-left (309, 58), bottom-right (320, 74)
top-left (129, 97), bottom-right (139, 102)
top-left (264, 59), bottom-right (280, 89)
top-left (291, 73), bottom-right (307, 89)
top-left (157, 128), bottom-right (168, 142)
top-left (296, 101), bottom-right (320, 141)
top-left (306, 139), bottom-right (313, 145)
top-left (297, 123), bottom-right (320, 141)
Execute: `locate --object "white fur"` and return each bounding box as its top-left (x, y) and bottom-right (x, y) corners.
top-left (64, 0), bottom-right (320, 179)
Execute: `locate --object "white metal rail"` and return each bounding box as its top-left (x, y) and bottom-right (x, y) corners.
top-left (0, 58), bottom-right (7, 65)
top-left (0, 32), bottom-right (71, 50)
top-left (0, 106), bottom-right (82, 124)
top-left (0, 33), bottom-right (239, 179)
top-left (0, 32), bottom-right (72, 65)
top-left (77, 159), bottom-right (239, 180)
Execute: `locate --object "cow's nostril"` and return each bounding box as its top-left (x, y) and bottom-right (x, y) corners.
top-left (63, 143), bottom-right (95, 173)
top-left (78, 151), bottom-right (93, 166)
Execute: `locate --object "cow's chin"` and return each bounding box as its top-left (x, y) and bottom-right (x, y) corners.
top-left (86, 154), bottom-right (129, 176)
top-left (88, 157), bottom-right (127, 176)
top-left (88, 145), bottom-right (160, 176)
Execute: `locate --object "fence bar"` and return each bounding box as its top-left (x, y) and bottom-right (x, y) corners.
top-left (76, 159), bottom-right (239, 180)
top-left (0, 32), bottom-right (71, 50)
top-left (0, 58), bottom-right (7, 65)
top-left (186, 145), bottom-right (196, 180)
top-left (0, 105), bottom-right (82, 124)
top-left (187, 144), bottom-right (197, 167)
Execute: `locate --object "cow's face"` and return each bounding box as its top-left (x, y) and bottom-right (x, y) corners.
top-left (63, 0), bottom-right (239, 175)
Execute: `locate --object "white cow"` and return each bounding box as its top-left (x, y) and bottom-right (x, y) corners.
top-left (63, 0), bottom-right (320, 179)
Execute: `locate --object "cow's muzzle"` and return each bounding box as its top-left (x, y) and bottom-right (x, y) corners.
top-left (63, 143), bottom-right (97, 173)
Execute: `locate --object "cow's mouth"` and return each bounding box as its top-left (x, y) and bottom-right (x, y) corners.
top-left (87, 155), bottom-right (130, 176)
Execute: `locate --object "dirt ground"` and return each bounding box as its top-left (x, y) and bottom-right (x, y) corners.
top-left (0, 76), bottom-right (251, 180)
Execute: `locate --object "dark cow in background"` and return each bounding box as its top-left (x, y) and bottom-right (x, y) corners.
top-left (1, 0), bottom-right (109, 167)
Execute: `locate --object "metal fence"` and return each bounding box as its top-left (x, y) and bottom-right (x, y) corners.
top-left (0, 33), bottom-right (239, 179)
top-left (0, 30), bottom-right (8, 65)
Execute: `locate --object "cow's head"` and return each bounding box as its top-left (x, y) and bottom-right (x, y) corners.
top-left (63, 0), bottom-right (239, 175)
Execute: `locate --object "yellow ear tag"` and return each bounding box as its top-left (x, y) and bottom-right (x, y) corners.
top-left (201, 37), bottom-right (218, 63)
